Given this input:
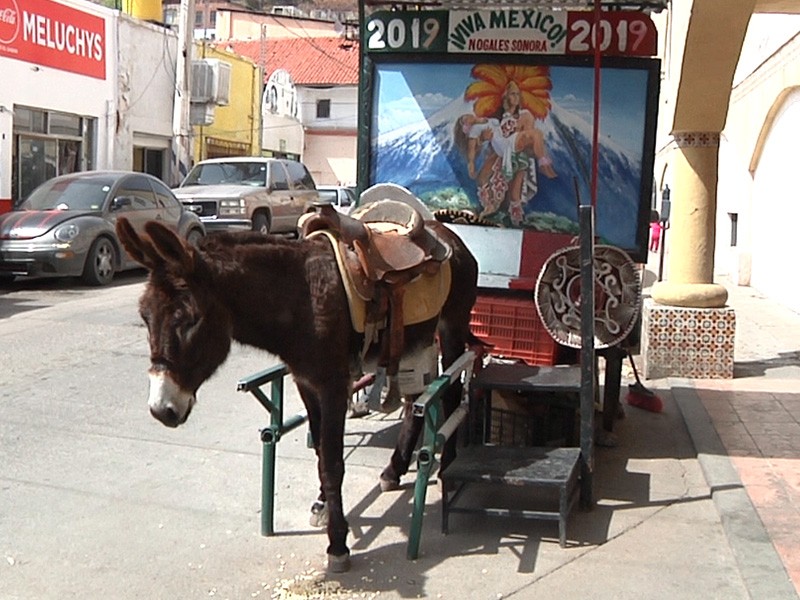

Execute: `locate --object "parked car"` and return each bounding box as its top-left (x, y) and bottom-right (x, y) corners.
top-left (0, 171), bottom-right (205, 286)
top-left (317, 185), bottom-right (356, 214)
top-left (173, 157), bottom-right (319, 234)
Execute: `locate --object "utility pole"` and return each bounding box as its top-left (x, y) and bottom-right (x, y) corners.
top-left (172, 0), bottom-right (195, 186)
top-left (259, 22), bottom-right (267, 155)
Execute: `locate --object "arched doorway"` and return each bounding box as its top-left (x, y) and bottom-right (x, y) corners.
top-left (751, 88), bottom-right (800, 312)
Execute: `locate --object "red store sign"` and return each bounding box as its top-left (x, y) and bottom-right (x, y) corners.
top-left (0, 0), bottom-right (106, 80)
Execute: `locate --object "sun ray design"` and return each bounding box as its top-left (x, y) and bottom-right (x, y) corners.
top-left (465, 64), bottom-right (552, 120)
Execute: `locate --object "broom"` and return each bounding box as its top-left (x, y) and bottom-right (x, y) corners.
top-left (625, 351), bottom-right (663, 413)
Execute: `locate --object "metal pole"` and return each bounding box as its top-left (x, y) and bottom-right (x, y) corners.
top-left (579, 204), bottom-right (596, 509)
top-left (171, 0), bottom-right (195, 186)
top-left (258, 23), bottom-right (267, 156)
top-left (407, 379), bottom-right (446, 561)
top-left (260, 433), bottom-right (277, 536)
top-left (657, 185), bottom-right (671, 282)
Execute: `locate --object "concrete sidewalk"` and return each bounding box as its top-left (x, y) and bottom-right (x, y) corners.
top-left (1, 276), bottom-right (799, 599)
top-left (667, 280), bottom-right (800, 599)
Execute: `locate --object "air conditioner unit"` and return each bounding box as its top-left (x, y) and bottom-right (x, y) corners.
top-left (191, 59), bottom-right (231, 106)
top-left (190, 103), bottom-right (215, 126)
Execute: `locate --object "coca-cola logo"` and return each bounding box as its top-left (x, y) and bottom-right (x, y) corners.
top-left (0, 0), bottom-right (20, 45)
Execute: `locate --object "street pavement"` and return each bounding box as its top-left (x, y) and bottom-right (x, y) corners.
top-left (0, 270), bottom-right (798, 599)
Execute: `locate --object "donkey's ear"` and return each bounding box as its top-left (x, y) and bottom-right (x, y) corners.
top-left (116, 218), bottom-right (162, 270)
top-left (144, 220), bottom-right (196, 274)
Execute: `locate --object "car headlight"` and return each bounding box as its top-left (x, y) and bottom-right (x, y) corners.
top-left (219, 199), bottom-right (246, 217)
top-left (55, 223), bottom-right (80, 242)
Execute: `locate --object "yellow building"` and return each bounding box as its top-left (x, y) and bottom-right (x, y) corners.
top-left (192, 44), bottom-right (262, 162)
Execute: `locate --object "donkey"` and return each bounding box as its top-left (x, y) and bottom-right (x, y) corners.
top-left (116, 216), bottom-right (478, 572)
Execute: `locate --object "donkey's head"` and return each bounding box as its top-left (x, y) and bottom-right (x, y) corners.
top-left (117, 219), bottom-right (233, 427)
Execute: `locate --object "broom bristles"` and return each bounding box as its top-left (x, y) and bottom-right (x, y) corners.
top-left (625, 352), bottom-right (664, 413)
top-left (626, 383), bottom-right (664, 413)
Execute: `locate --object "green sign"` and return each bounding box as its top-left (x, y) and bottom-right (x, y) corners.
top-left (365, 11), bottom-right (449, 53)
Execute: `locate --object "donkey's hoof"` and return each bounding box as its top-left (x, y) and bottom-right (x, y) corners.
top-left (309, 501), bottom-right (328, 528)
top-left (380, 398), bottom-right (402, 414)
top-left (327, 552), bottom-right (351, 573)
top-left (595, 429), bottom-right (618, 448)
top-left (379, 476), bottom-right (401, 492)
top-left (379, 386), bottom-right (402, 414)
top-left (348, 401), bottom-right (370, 419)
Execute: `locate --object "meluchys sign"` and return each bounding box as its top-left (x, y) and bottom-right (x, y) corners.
top-left (365, 8), bottom-right (657, 57)
top-left (0, 0), bottom-right (106, 79)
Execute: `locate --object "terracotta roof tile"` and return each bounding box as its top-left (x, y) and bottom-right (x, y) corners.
top-left (224, 37), bottom-right (359, 85)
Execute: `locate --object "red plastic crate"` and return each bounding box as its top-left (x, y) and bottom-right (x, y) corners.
top-left (470, 293), bottom-right (558, 366)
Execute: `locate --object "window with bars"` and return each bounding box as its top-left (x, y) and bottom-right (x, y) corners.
top-left (316, 99), bottom-right (331, 119)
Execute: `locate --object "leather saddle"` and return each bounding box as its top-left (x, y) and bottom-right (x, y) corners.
top-left (301, 199), bottom-right (453, 376)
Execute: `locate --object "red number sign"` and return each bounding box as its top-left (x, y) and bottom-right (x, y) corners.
top-left (567, 12), bottom-right (657, 57)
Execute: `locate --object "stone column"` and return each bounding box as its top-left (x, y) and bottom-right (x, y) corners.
top-left (644, 132), bottom-right (735, 379)
top-left (652, 132), bottom-right (728, 308)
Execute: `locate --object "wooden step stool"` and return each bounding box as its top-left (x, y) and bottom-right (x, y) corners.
top-left (440, 445), bottom-right (581, 547)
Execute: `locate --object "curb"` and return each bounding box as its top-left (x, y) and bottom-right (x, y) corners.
top-left (670, 378), bottom-right (799, 600)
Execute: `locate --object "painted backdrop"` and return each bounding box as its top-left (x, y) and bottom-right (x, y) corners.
top-left (369, 60), bottom-right (657, 255)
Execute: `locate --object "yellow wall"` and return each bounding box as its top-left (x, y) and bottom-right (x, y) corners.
top-left (122, 0), bottom-right (162, 23)
top-left (193, 44), bottom-right (262, 162)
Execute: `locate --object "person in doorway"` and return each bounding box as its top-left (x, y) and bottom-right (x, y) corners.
top-left (649, 219), bottom-right (662, 252)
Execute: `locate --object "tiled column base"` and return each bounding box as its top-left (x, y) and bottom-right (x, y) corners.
top-left (641, 299), bottom-right (736, 379)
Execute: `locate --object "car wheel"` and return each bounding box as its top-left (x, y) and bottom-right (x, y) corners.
top-left (0, 273), bottom-right (15, 285)
top-left (252, 212), bottom-right (271, 235)
top-left (82, 237), bottom-right (116, 286)
top-left (186, 228), bottom-right (204, 247)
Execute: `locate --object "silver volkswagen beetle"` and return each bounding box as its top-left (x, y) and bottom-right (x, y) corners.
top-left (0, 171), bottom-right (205, 286)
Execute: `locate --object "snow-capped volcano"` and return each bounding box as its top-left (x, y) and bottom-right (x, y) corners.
top-left (371, 96), bottom-right (646, 250)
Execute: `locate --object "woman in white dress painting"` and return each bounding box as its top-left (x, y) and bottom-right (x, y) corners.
top-left (455, 65), bottom-right (557, 225)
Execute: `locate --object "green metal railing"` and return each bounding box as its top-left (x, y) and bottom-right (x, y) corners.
top-left (237, 364), bottom-right (308, 536)
top-left (237, 352), bottom-right (476, 556)
top-left (407, 350), bottom-right (476, 560)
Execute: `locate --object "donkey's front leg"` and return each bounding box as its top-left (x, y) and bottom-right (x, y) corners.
top-left (296, 381), bottom-right (349, 570)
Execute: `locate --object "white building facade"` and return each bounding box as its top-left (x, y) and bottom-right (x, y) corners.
top-left (262, 67), bottom-right (304, 159)
top-left (717, 15), bottom-right (800, 313)
top-left (0, 0), bottom-right (179, 211)
top-left (299, 84), bottom-right (358, 187)
top-left (115, 15), bottom-right (180, 183)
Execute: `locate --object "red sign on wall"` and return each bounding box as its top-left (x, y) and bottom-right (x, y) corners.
top-left (0, 0), bottom-right (106, 80)
top-left (566, 11), bottom-right (657, 57)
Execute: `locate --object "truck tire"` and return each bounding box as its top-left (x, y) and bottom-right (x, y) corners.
top-left (253, 212), bottom-right (271, 235)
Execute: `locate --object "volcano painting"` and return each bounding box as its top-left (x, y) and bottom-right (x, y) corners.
top-left (367, 60), bottom-right (659, 259)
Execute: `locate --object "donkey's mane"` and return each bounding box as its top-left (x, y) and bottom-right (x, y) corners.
top-left (202, 230), bottom-right (300, 249)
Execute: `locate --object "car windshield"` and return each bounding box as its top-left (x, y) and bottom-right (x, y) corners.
top-left (21, 176), bottom-right (115, 211)
top-left (182, 162), bottom-right (267, 187)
